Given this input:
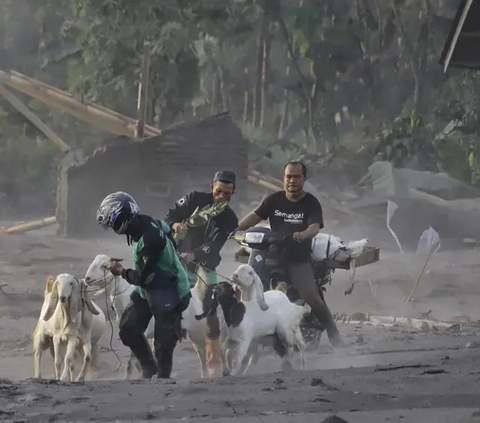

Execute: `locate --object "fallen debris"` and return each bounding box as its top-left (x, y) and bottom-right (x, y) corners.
top-left (321, 416), bottom-right (350, 423)
top-left (465, 341), bottom-right (480, 349)
top-left (416, 321), bottom-right (430, 332)
top-left (338, 314), bottom-right (453, 330)
top-left (375, 364), bottom-right (431, 372)
top-left (0, 217), bottom-right (56, 235)
top-left (445, 323), bottom-right (461, 332)
top-left (354, 335), bottom-right (366, 344)
top-left (422, 369), bottom-right (448, 375)
top-left (420, 309), bottom-right (432, 319)
top-left (311, 377), bottom-right (324, 387)
top-left (348, 312), bottom-right (369, 322)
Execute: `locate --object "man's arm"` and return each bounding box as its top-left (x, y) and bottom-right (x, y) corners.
top-left (194, 214), bottom-right (238, 269)
top-left (294, 196), bottom-right (324, 241)
top-left (122, 229), bottom-right (167, 286)
top-left (164, 191), bottom-right (198, 228)
top-left (237, 211), bottom-right (262, 231)
top-left (294, 223), bottom-right (321, 241)
top-left (236, 193), bottom-right (273, 231)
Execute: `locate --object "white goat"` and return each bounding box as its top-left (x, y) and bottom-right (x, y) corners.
top-left (196, 270), bottom-right (307, 376)
top-left (85, 254), bottom-right (223, 379)
top-left (230, 264), bottom-right (307, 374)
top-left (35, 274), bottom-right (103, 381)
top-left (33, 276), bottom-right (85, 377)
top-left (85, 254), bottom-right (146, 379)
top-left (228, 264), bottom-right (273, 371)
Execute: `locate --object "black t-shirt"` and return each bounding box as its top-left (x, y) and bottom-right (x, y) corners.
top-left (164, 191), bottom-right (238, 270)
top-left (254, 190), bottom-right (324, 263)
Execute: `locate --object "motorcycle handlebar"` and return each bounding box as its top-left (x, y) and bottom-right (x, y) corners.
top-left (232, 230), bottom-right (296, 244)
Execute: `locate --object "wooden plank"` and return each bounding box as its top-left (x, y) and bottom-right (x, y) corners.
top-left (440, 0), bottom-right (474, 72)
top-left (0, 84), bottom-right (70, 152)
top-left (234, 246), bottom-right (381, 269)
top-left (1, 217), bottom-right (57, 234)
top-left (324, 247), bottom-right (381, 270)
top-left (0, 70), bottom-right (163, 138)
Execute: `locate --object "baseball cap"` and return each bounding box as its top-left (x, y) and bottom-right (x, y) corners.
top-left (213, 170), bottom-right (236, 186)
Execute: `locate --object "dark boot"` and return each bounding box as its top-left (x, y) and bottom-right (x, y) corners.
top-left (156, 347), bottom-right (174, 379)
top-left (152, 312), bottom-right (181, 379)
top-left (141, 362), bottom-right (158, 379)
top-left (134, 344), bottom-right (158, 379)
top-left (120, 330), bottom-right (158, 378)
top-left (312, 302), bottom-right (343, 347)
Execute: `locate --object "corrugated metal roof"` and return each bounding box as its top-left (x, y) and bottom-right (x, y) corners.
top-left (66, 112), bottom-right (239, 174)
top-left (439, 0), bottom-right (480, 71)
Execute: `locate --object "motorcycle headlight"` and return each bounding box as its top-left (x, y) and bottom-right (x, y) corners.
top-left (233, 232), bottom-right (245, 243)
top-left (244, 232), bottom-right (265, 244)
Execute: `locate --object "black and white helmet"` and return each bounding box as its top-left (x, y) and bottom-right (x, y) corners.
top-left (96, 192), bottom-right (139, 234)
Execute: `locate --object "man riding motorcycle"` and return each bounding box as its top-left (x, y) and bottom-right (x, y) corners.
top-left (164, 170), bottom-right (239, 377)
top-left (97, 191), bottom-right (191, 379)
top-left (235, 160), bottom-right (343, 347)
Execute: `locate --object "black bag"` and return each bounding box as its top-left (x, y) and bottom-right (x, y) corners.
top-left (144, 274), bottom-right (180, 314)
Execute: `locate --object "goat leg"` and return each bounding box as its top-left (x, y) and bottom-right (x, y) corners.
top-left (124, 354), bottom-right (142, 380)
top-left (271, 333), bottom-right (294, 372)
top-left (61, 336), bottom-right (77, 381)
top-left (33, 336), bottom-right (48, 378)
top-left (192, 342), bottom-right (208, 379)
top-left (220, 337), bottom-right (232, 377)
top-left (294, 328), bottom-right (307, 370)
top-left (90, 343), bottom-right (100, 370)
top-left (124, 355), bottom-right (134, 380)
top-left (52, 337), bottom-right (64, 380)
top-left (76, 340), bottom-right (92, 382)
top-left (230, 341), bottom-right (250, 376)
top-left (237, 343), bottom-right (258, 375)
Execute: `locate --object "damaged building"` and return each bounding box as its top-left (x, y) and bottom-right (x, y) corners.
top-left (440, 0), bottom-right (480, 71)
top-left (56, 112), bottom-right (248, 238)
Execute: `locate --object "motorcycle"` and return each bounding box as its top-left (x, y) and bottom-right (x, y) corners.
top-left (232, 226), bottom-right (335, 349)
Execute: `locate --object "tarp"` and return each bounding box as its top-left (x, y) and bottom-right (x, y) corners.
top-left (357, 161), bottom-right (480, 203)
top-left (344, 162), bottom-right (480, 249)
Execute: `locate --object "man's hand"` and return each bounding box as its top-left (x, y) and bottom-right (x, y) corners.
top-left (180, 252), bottom-right (195, 262)
top-left (109, 260), bottom-right (124, 276)
top-left (172, 223), bottom-right (187, 235)
top-left (292, 232), bottom-right (307, 242)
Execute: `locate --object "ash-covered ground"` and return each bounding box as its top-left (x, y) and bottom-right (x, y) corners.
top-left (1, 226), bottom-right (480, 422)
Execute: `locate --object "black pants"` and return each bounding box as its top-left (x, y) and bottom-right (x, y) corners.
top-left (119, 290), bottom-right (183, 378)
top-left (287, 262), bottom-right (342, 345)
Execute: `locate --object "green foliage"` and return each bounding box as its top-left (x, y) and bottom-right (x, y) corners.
top-left (1, 0), bottom-right (480, 216)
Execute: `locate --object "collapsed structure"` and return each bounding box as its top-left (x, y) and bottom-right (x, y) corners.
top-left (58, 113), bottom-right (248, 238)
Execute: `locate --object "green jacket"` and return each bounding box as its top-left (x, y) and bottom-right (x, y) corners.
top-left (130, 220), bottom-right (191, 304)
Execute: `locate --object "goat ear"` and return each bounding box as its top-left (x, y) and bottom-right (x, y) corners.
top-left (69, 279), bottom-right (81, 324)
top-left (42, 279), bottom-right (59, 321)
top-left (81, 282), bottom-right (100, 315)
top-left (110, 258), bottom-right (123, 262)
top-left (45, 276), bottom-right (56, 296)
top-left (253, 272), bottom-right (269, 311)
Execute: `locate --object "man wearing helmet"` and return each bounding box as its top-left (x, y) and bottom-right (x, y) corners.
top-left (96, 191), bottom-right (191, 379)
top-left (164, 170), bottom-right (238, 377)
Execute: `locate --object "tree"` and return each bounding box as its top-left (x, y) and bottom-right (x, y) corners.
top-left (1, 0), bottom-right (480, 216)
